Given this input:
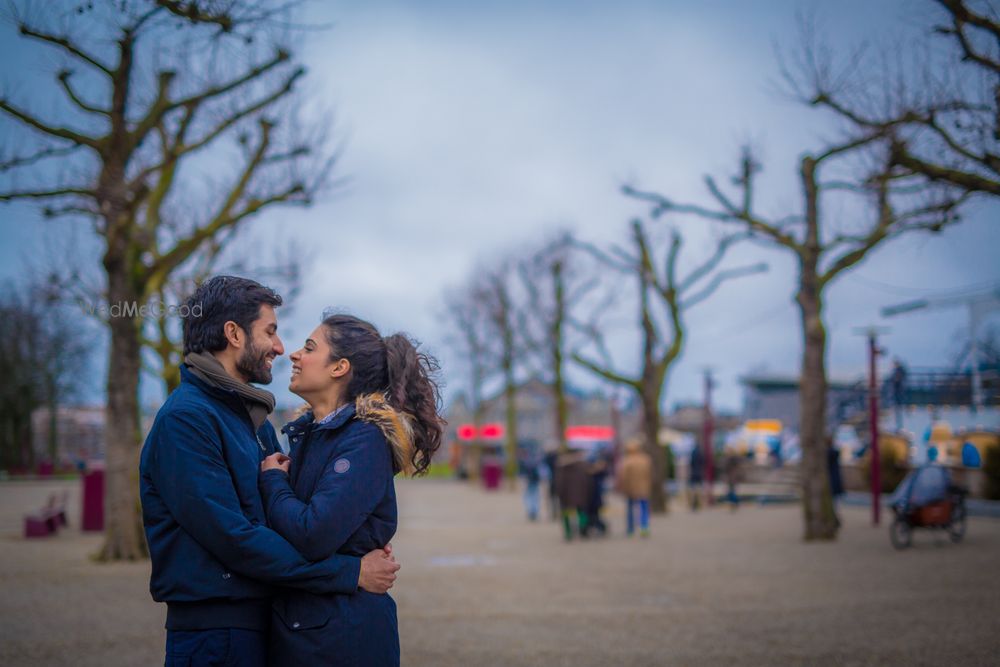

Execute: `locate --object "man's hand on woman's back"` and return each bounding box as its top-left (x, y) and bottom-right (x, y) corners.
top-left (358, 546), bottom-right (400, 594)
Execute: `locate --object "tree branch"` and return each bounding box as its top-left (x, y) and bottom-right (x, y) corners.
top-left (18, 24), bottom-right (113, 76)
top-left (145, 119), bottom-right (308, 294)
top-left (811, 133), bottom-right (883, 163)
top-left (934, 0), bottom-right (1000, 74)
top-left (40, 204), bottom-right (100, 219)
top-left (623, 183), bottom-right (801, 252)
top-left (170, 68), bottom-right (303, 161)
top-left (155, 0), bottom-right (236, 32)
top-left (681, 263), bottom-right (769, 309)
top-left (57, 71), bottom-right (109, 115)
top-left (0, 98), bottom-right (101, 148)
top-left (130, 54), bottom-right (299, 160)
top-left (0, 145), bottom-right (81, 171)
top-left (166, 50), bottom-right (291, 117)
top-left (891, 140), bottom-right (1000, 195)
top-left (571, 352), bottom-right (639, 390)
top-left (0, 186), bottom-right (93, 202)
top-left (677, 231), bottom-right (751, 294)
top-left (571, 237), bottom-right (635, 273)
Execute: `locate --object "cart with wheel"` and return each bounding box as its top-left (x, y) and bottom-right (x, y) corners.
top-left (888, 465), bottom-right (967, 550)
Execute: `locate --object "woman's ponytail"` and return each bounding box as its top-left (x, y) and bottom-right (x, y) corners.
top-left (384, 333), bottom-right (444, 476)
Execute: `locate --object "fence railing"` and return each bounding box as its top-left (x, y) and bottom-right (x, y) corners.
top-left (833, 367), bottom-right (1000, 426)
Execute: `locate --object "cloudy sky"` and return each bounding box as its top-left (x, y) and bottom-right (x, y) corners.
top-left (2, 0), bottom-right (999, 413)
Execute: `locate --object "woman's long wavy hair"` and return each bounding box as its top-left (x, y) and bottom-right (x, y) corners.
top-left (321, 313), bottom-right (443, 475)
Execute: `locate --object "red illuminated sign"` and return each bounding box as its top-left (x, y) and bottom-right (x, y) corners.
top-left (565, 425), bottom-right (615, 441)
top-left (455, 423), bottom-right (505, 441)
top-left (480, 423), bottom-right (504, 439)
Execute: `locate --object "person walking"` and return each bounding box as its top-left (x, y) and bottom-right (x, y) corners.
top-left (555, 449), bottom-right (591, 540)
top-left (827, 438), bottom-right (845, 515)
top-left (723, 449), bottom-right (742, 511)
top-left (583, 447), bottom-right (611, 537)
top-left (544, 448), bottom-right (560, 520)
top-left (616, 438), bottom-right (652, 538)
top-left (520, 448), bottom-right (543, 522)
top-left (688, 444), bottom-right (705, 511)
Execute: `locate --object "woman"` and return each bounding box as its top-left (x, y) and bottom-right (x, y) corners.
top-left (258, 313), bottom-right (443, 666)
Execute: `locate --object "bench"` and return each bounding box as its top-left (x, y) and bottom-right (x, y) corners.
top-left (23, 491), bottom-right (69, 538)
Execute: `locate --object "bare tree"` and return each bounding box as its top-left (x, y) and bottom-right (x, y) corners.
top-left (517, 232), bottom-right (599, 454)
top-left (791, 1), bottom-right (1000, 196)
top-left (474, 263), bottom-right (522, 488)
top-left (573, 216), bottom-right (765, 513)
top-left (442, 285), bottom-right (496, 480)
top-left (0, 278), bottom-right (91, 471)
top-left (626, 137), bottom-right (966, 538)
top-left (0, 1), bottom-right (335, 560)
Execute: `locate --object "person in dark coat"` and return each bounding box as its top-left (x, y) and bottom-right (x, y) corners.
top-left (259, 313), bottom-right (444, 667)
top-left (555, 449), bottom-right (592, 540)
top-left (520, 448), bottom-right (543, 522)
top-left (583, 448), bottom-right (611, 536)
top-left (688, 445), bottom-right (705, 511)
top-left (140, 277), bottom-right (399, 667)
top-left (544, 449), bottom-right (560, 520)
top-left (723, 450), bottom-right (743, 511)
top-left (827, 439), bottom-right (845, 510)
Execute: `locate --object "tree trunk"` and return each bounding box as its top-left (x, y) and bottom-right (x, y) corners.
top-left (552, 260), bottom-right (569, 453)
top-left (641, 388), bottom-right (668, 513)
top-left (503, 370), bottom-right (518, 490)
top-left (19, 394), bottom-right (35, 471)
top-left (162, 363), bottom-right (181, 395)
top-left (97, 265), bottom-right (149, 561)
top-left (465, 374), bottom-right (486, 483)
top-left (46, 380), bottom-right (59, 464)
top-left (553, 359), bottom-right (568, 454)
top-left (798, 155), bottom-right (838, 541)
top-left (797, 269), bottom-right (838, 540)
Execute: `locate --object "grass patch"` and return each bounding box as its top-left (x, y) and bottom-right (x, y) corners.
top-left (418, 463), bottom-right (455, 479)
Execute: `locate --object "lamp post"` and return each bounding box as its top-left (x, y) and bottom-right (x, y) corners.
top-left (702, 369), bottom-right (715, 505)
top-left (854, 326), bottom-right (889, 526)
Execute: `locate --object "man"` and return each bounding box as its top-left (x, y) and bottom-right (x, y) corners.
top-left (616, 438), bottom-right (652, 537)
top-left (140, 276), bottom-right (399, 666)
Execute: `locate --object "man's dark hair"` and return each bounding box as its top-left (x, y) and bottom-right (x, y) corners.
top-left (183, 276), bottom-right (282, 355)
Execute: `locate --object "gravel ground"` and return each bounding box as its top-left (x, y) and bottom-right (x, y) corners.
top-left (1, 478), bottom-right (998, 667)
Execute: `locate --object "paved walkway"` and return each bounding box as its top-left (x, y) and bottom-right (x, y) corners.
top-left (1, 478), bottom-right (998, 666)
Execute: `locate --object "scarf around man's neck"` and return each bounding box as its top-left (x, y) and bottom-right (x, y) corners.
top-left (184, 351), bottom-right (276, 430)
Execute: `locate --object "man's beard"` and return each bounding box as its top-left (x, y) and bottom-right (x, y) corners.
top-left (237, 338), bottom-right (272, 384)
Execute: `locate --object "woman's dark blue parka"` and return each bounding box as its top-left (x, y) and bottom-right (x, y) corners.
top-left (259, 393), bottom-right (411, 667)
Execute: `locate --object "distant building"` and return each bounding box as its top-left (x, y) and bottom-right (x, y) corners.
top-left (444, 378), bottom-right (641, 455)
top-left (663, 401), bottom-right (742, 435)
top-left (31, 407), bottom-right (105, 467)
top-left (740, 374), bottom-right (860, 433)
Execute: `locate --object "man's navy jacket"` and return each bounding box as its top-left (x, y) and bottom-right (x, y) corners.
top-left (139, 365), bottom-right (361, 631)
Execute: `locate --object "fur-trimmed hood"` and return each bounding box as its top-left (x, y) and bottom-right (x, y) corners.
top-left (286, 393), bottom-right (417, 476)
top-left (355, 392), bottom-right (416, 476)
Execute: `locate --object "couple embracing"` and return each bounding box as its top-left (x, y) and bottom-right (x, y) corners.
top-left (139, 276), bottom-right (443, 666)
